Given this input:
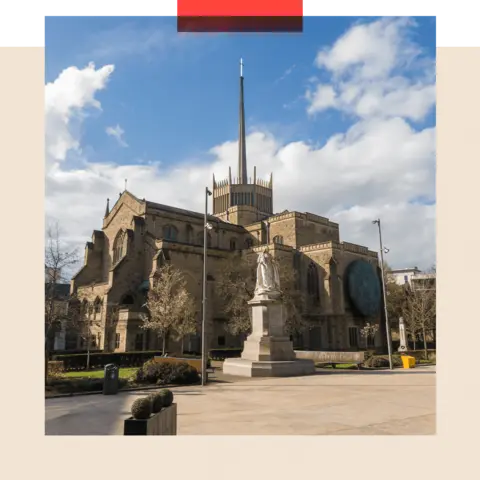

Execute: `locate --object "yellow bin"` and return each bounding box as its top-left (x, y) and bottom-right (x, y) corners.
top-left (401, 355), bottom-right (416, 369)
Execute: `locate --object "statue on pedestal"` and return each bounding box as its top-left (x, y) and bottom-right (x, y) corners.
top-left (254, 249), bottom-right (281, 297)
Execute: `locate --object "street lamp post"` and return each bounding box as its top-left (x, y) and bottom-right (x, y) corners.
top-left (373, 218), bottom-right (393, 370)
top-left (202, 187), bottom-right (213, 386)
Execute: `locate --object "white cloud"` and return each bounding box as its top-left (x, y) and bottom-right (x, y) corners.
top-left (106, 124), bottom-right (128, 147)
top-left (307, 18), bottom-right (436, 121)
top-left (45, 18), bottom-right (436, 271)
top-left (45, 62), bottom-right (114, 167)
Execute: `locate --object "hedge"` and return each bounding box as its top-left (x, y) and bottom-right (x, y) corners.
top-left (53, 351), bottom-right (168, 371)
top-left (209, 348), bottom-right (242, 360)
top-left (46, 377), bottom-right (129, 394)
top-left (53, 350), bottom-right (222, 372)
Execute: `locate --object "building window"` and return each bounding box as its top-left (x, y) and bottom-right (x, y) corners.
top-left (349, 327), bottom-right (359, 348)
top-left (245, 238), bottom-right (253, 248)
top-left (81, 300), bottom-right (89, 318)
top-left (94, 297), bottom-right (102, 314)
top-left (185, 224), bottom-right (194, 244)
top-left (307, 263), bottom-right (320, 303)
top-left (196, 231), bottom-right (212, 247)
top-left (273, 235), bottom-right (284, 245)
top-left (115, 333), bottom-right (120, 349)
top-left (217, 335), bottom-right (226, 347)
top-left (97, 333), bottom-right (102, 348)
top-left (230, 238), bottom-right (237, 250)
top-left (162, 224), bottom-right (178, 241)
top-left (404, 275), bottom-right (408, 284)
top-left (113, 230), bottom-right (127, 265)
top-left (135, 333), bottom-right (144, 351)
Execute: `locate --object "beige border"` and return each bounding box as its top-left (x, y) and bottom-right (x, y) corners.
top-left (2, 44), bottom-right (479, 477)
top-left (436, 47), bottom-right (480, 450)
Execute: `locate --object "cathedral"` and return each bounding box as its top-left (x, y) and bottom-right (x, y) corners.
top-left (70, 62), bottom-right (385, 354)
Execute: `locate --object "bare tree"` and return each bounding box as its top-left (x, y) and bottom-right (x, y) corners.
top-left (141, 264), bottom-right (197, 355)
top-left (402, 282), bottom-right (436, 359)
top-left (74, 300), bottom-right (103, 370)
top-left (45, 222), bottom-right (80, 383)
top-left (360, 322), bottom-right (379, 349)
top-left (172, 295), bottom-right (198, 354)
top-left (216, 251), bottom-right (308, 337)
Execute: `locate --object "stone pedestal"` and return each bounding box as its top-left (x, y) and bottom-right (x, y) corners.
top-left (223, 294), bottom-right (315, 378)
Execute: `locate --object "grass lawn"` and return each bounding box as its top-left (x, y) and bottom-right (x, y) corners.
top-left (63, 367), bottom-right (138, 379)
top-left (316, 363), bottom-right (359, 369)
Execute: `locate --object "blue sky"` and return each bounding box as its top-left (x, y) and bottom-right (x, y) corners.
top-left (45, 16), bottom-right (436, 269)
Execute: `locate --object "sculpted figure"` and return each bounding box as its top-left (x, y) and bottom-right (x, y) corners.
top-left (254, 249), bottom-right (281, 296)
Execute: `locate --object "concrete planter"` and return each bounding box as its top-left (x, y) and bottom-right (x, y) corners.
top-left (124, 403), bottom-right (177, 435)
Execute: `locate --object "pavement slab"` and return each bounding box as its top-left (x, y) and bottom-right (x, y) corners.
top-left (45, 366), bottom-right (436, 435)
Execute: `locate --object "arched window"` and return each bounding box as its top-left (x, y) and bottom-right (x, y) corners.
top-left (273, 235), bottom-right (284, 245)
top-left (162, 224), bottom-right (178, 241)
top-left (185, 224), bottom-right (194, 244)
top-left (307, 262), bottom-right (320, 303)
top-left (113, 230), bottom-right (127, 265)
top-left (120, 294), bottom-right (134, 306)
top-left (230, 238), bottom-right (237, 250)
top-left (196, 231), bottom-right (212, 247)
top-left (245, 238), bottom-right (253, 249)
top-left (81, 299), bottom-right (89, 318)
top-left (94, 297), bottom-right (102, 314)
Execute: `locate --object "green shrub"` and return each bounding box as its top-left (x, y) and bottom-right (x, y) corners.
top-left (135, 360), bottom-right (200, 386)
top-left (46, 377), bottom-right (128, 394)
top-left (169, 363), bottom-right (199, 385)
top-left (209, 348), bottom-right (242, 361)
top-left (148, 392), bottom-right (165, 413)
top-left (53, 350), bottom-right (168, 371)
top-left (158, 389), bottom-right (174, 407)
top-left (131, 397), bottom-right (152, 420)
top-left (364, 355), bottom-right (403, 368)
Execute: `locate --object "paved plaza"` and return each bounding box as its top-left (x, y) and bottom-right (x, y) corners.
top-left (45, 366), bottom-right (436, 435)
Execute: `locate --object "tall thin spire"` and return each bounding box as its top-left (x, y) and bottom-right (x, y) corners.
top-left (238, 58), bottom-right (247, 185)
top-left (104, 198), bottom-right (110, 218)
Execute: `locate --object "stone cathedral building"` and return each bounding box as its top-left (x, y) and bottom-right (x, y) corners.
top-left (70, 63), bottom-right (384, 354)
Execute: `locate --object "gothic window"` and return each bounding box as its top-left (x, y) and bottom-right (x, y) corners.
top-left (81, 299), bottom-right (89, 318)
top-left (245, 238), bottom-right (253, 249)
top-left (307, 262), bottom-right (320, 303)
top-left (273, 235), bottom-right (284, 245)
top-left (94, 297), bottom-right (102, 317)
top-left (349, 327), bottom-right (359, 348)
top-left (185, 224), bottom-right (194, 244)
top-left (162, 224), bottom-right (178, 241)
top-left (196, 231), bottom-right (212, 247)
top-left (230, 238), bottom-right (237, 250)
top-left (113, 230), bottom-right (127, 265)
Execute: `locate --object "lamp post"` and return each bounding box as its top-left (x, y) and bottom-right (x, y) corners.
top-left (202, 187), bottom-right (213, 386)
top-left (372, 218), bottom-right (393, 370)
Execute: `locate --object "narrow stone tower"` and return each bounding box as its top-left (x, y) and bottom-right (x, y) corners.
top-left (212, 59), bottom-right (273, 226)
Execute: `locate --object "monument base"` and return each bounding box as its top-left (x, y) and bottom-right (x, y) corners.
top-left (223, 358), bottom-right (315, 378)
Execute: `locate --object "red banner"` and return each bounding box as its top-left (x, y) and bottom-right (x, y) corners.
top-left (178, 0), bottom-right (303, 17)
top-left (176, 0), bottom-right (480, 17)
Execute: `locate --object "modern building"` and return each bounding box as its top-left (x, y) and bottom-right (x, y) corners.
top-left (390, 267), bottom-right (436, 291)
top-left (70, 62), bottom-right (385, 354)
